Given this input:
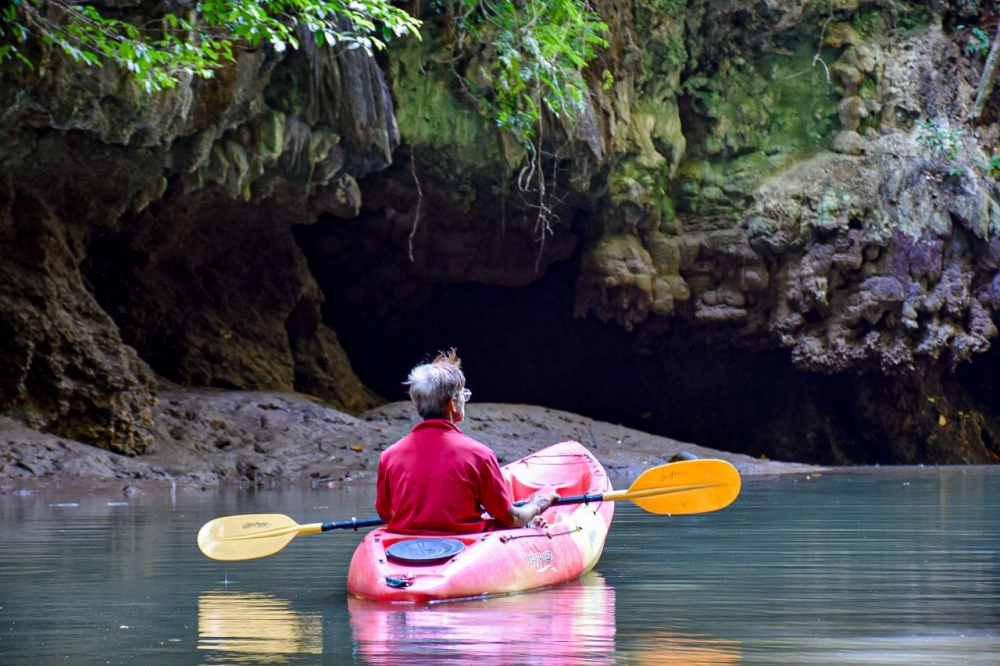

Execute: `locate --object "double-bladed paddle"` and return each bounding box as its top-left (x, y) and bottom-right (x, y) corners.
top-left (197, 458), bottom-right (741, 562)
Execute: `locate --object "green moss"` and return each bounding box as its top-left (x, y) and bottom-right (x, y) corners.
top-left (673, 151), bottom-right (756, 219)
top-left (632, 0), bottom-right (686, 95)
top-left (263, 64), bottom-right (304, 119)
top-left (892, 1), bottom-right (934, 33)
top-left (858, 77), bottom-right (877, 100)
top-left (387, 37), bottom-right (505, 169)
top-left (852, 10), bottom-right (885, 37)
top-left (256, 111), bottom-right (285, 165)
top-left (672, 150), bottom-right (795, 219)
top-left (603, 157), bottom-right (678, 232)
top-left (660, 195), bottom-right (677, 233)
top-left (651, 158), bottom-right (676, 233)
top-left (730, 151), bottom-right (770, 175)
top-left (673, 160), bottom-right (705, 214)
top-left (672, 26), bottom-right (845, 216)
top-left (684, 39), bottom-right (839, 159)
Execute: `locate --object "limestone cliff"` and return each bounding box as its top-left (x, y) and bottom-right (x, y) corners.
top-left (2, 0), bottom-right (1000, 466)
top-left (0, 25), bottom-right (384, 454)
top-left (310, 0), bottom-right (1000, 463)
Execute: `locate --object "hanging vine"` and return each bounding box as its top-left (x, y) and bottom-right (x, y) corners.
top-left (441, 0), bottom-right (611, 266)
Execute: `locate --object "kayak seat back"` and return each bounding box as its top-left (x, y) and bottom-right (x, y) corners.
top-left (507, 464), bottom-right (594, 502)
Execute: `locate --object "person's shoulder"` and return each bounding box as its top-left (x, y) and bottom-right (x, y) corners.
top-left (379, 434), bottom-right (413, 458)
top-left (451, 431), bottom-right (497, 457)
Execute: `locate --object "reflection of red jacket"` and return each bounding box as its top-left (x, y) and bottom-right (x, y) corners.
top-left (375, 419), bottom-right (514, 534)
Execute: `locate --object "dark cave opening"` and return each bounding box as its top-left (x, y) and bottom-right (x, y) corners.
top-left (957, 343), bottom-right (1000, 413)
top-left (296, 221), bottom-right (870, 465)
top-left (956, 347), bottom-right (1000, 460)
top-left (304, 236), bottom-right (660, 423)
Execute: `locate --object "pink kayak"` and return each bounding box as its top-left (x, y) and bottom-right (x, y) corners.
top-left (346, 440), bottom-right (615, 603)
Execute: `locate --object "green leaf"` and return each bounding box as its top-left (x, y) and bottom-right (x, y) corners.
top-left (3, 0), bottom-right (612, 146)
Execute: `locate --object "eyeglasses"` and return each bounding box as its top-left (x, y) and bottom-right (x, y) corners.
top-left (454, 388), bottom-right (472, 403)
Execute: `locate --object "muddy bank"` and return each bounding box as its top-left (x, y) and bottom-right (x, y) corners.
top-left (0, 387), bottom-right (815, 496)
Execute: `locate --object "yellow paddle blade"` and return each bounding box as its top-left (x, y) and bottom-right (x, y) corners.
top-left (608, 459), bottom-right (742, 515)
top-left (197, 514), bottom-right (323, 561)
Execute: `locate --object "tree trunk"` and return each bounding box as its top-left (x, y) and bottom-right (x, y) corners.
top-left (972, 24), bottom-right (1000, 121)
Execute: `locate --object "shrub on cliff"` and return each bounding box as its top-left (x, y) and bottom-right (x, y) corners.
top-left (1, 0), bottom-right (608, 144)
top-left (0, 0), bottom-right (421, 92)
top-left (444, 0), bottom-right (610, 148)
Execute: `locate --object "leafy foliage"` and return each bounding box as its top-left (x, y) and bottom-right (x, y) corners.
top-left (956, 25), bottom-right (992, 57)
top-left (431, 0), bottom-right (611, 267)
top-left (2, 0), bottom-right (610, 151)
top-left (982, 153), bottom-right (1000, 179)
top-left (446, 0), bottom-right (610, 148)
top-left (0, 0), bottom-right (421, 92)
top-left (850, 9), bottom-right (884, 37)
top-left (917, 119), bottom-right (965, 176)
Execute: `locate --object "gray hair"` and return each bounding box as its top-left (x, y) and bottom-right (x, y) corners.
top-left (406, 349), bottom-right (465, 419)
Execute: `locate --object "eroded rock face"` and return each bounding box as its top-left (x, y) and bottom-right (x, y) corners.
top-left (0, 185), bottom-right (155, 454)
top-left (319, 1), bottom-right (1000, 463)
top-left (0, 33), bottom-right (388, 451)
top-left (564, 11), bottom-right (999, 462)
top-left (751, 135), bottom-right (1000, 374)
top-left (2, 0), bottom-right (999, 466)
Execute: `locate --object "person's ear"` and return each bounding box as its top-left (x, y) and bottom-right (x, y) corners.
top-left (449, 395), bottom-right (465, 423)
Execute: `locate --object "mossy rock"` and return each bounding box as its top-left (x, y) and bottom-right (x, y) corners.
top-left (684, 39), bottom-right (839, 160)
top-left (602, 158), bottom-right (676, 233)
top-left (385, 37), bottom-right (505, 170)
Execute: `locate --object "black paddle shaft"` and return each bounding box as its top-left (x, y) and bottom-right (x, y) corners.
top-left (321, 517), bottom-right (385, 532)
top-left (513, 493), bottom-right (605, 507)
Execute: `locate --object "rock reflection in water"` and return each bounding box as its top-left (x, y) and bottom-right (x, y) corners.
top-left (349, 572), bottom-right (616, 664)
top-left (197, 591), bottom-right (322, 663)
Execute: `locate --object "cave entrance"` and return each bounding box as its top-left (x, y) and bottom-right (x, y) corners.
top-left (296, 220), bottom-right (870, 464)
top-left (307, 246), bottom-right (656, 426)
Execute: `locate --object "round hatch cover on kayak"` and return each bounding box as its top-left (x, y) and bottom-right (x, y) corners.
top-left (386, 538), bottom-right (465, 565)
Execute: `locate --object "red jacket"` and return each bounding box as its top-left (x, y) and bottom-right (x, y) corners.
top-left (375, 419), bottom-right (514, 534)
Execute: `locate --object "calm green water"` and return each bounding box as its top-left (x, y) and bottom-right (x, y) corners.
top-left (1, 468), bottom-right (997, 665)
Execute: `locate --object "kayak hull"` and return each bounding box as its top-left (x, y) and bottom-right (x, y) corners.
top-left (346, 441), bottom-right (614, 603)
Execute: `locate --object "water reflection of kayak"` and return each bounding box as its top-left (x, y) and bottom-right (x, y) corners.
top-left (349, 572), bottom-right (617, 664)
top-left (347, 441), bottom-right (615, 602)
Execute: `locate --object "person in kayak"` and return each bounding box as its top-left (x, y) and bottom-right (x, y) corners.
top-left (375, 349), bottom-right (558, 535)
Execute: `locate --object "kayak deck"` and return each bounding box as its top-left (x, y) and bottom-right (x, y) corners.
top-left (346, 441), bottom-right (614, 603)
